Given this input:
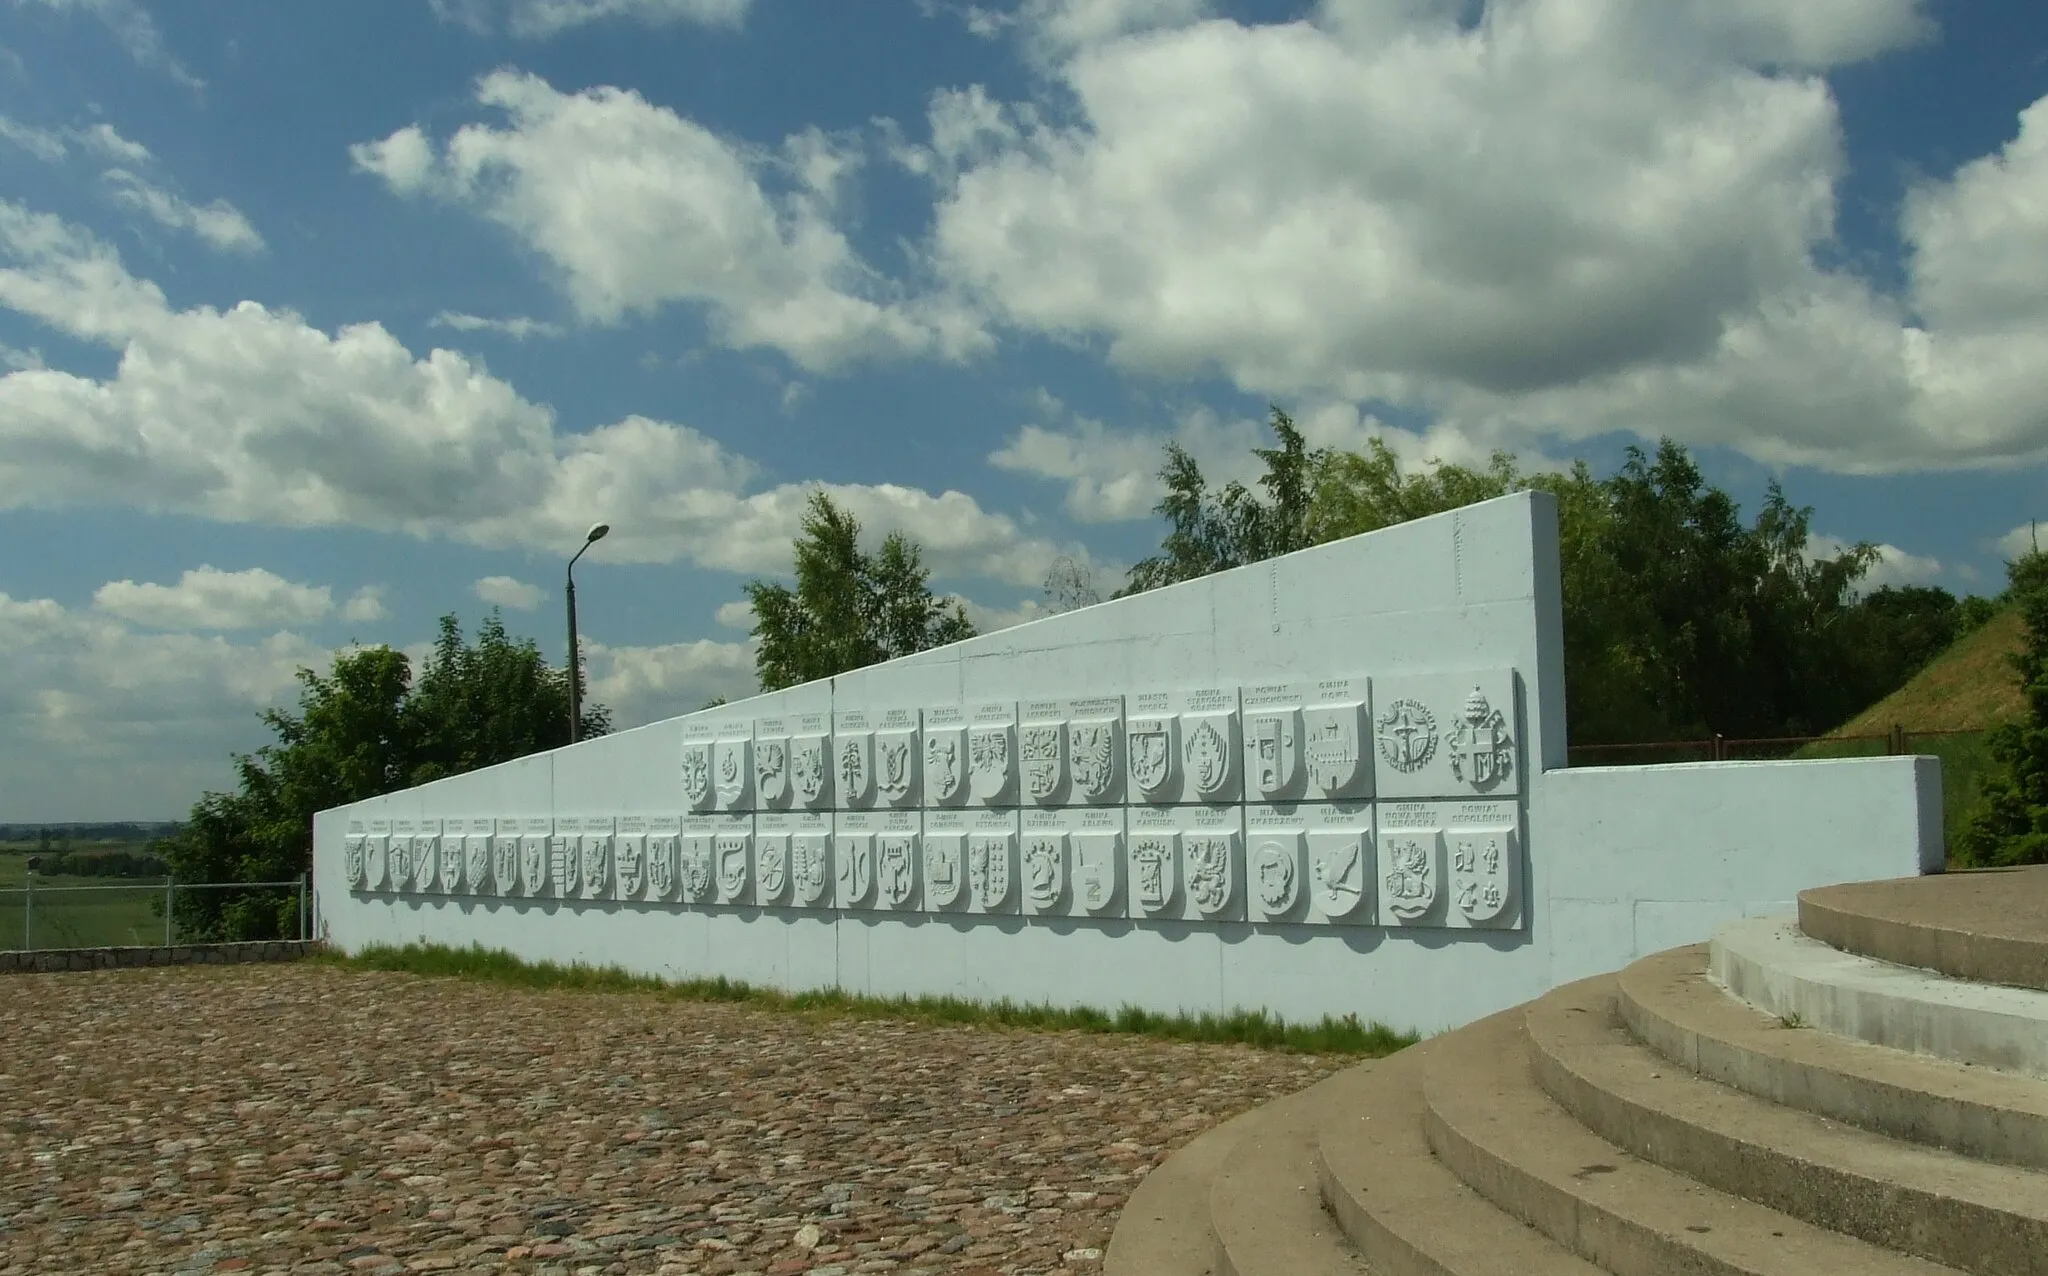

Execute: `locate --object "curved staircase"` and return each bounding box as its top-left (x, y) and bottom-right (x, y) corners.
top-left (1106, 866), bottom-right (2048, 1276)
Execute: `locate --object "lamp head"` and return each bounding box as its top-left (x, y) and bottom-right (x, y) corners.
top-left (585, 523), bottom-right (610, 544)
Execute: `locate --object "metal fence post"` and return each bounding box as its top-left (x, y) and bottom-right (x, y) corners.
top-left (165, 878), bottom-right (175, 947)
top-left (298, 875), bottom-right (308, 942)
top-left (22, 874), bottom-right (30, 951)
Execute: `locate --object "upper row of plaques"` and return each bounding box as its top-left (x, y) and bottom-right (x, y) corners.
top-left (682, 670), bottom-right (1520, 812)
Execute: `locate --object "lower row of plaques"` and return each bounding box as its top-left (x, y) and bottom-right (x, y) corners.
top-left (342, 800), bottom-right (1520, 929)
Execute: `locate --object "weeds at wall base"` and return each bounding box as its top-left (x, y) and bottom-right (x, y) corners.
top-left (315, 941), bottom-right (1418, 1057)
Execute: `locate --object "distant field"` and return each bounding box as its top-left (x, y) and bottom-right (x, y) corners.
top-left (0, 843), bottom-right (171, 950)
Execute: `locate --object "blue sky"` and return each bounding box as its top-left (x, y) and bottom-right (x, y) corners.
top-left (2, 0), bottom-right (2045, 820)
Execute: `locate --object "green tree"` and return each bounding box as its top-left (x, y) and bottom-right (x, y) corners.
top-left (161, 614), bottom-right (603, 940)
top-left (1960, 549), bottom-right (2048, 866)
top-left (1120, 407), bottom-right (1322, 595)
top-left (744, 491), bottom-right (977, 691)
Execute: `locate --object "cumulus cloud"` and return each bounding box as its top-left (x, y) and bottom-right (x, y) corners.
top-left (430, 0), bottom-right (749, 38)
top-left (0, 202), bottom-right (1074, 587)
top-left (352, 71), bottom-right (988, 372)
top-left (1995, 523), bottom-right (2048, 561)
top-left (0, 590), bottom-right (326, 819)
top-left (102, 168), bottom-right (263, 253)
top-left (340, 587), bottom-right (389, 623)
top-left (1806, 534), bottom-right (1946, 591)
top-left (15, 0), bottom-right (204, 88)
top-left (713, 598), bottom-right (754, 630)
top-left (90, 565), bottom-right (385, 630)
top-left (584, 635), bottom-right (757, 727)
top-left (431, 310), bottom-right (564, 340)
top-left (0, 115), bottom-right (68, 161)
top-left (475, 575), bottom-right (546, 610)
top-left (913, 0), bottom-right (2048, 472)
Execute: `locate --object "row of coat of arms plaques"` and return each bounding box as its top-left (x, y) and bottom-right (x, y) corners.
top-left (341, 797), bottom-right (1521, 929)
top-left (679, 671), bottom-right (1520, 813)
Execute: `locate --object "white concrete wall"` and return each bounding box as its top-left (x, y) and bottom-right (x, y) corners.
top-left (311, 492), bottom-right (1943, 1036)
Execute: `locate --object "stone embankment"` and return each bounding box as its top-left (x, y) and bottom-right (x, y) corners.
top-left (1, 941), bottom-right (315, 975)
top-left (0, 963), bottom-right (1339, 1275)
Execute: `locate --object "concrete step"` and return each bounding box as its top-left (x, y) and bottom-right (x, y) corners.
top-left (1532, 974), bottom-right (2048, 1276)
top-left (1619, 943), bottom-right (2048, 1170)
top-left (1800, 867), bottom-right (2048, 992)
top-left (1312, 1030), bottom-right (1607, 1276)
top-left (1420, 1004), bottom-right (1958, 1276)
top-left (1106, 1103), bottom-right (1264, 1276)
top-left (1712, 916), bottom-right (2048, 1078)
top-left (1208, 1071), bottom-right (1374, 1276)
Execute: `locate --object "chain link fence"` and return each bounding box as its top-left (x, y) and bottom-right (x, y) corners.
top-left (0, 878), bottom-right (309, 953)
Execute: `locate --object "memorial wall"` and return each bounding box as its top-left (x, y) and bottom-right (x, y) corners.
top-left (312, 492), bottom-right (1943, 1034)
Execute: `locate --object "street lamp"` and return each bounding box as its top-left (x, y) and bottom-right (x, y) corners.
top-left (566, 522), bottom-right (610, 745)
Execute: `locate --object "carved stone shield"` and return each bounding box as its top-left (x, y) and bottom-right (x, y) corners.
top-left (1303, 706), bottom-right (1363, 797)
top-left (440, 840), bottom-right (465, 893)
top-left (343, 839), bottom-right (366, 889)
top-left (680, 743), bottom-right (713, 808)
top-left (577, 837), bottom-right (606, 897)
top-left (1068, 722), bottom-right (1116, 801)
top-left (875, 732), bottom-right (915, 805)
top-left (414, 837), bottom-right (440, 892)
top-left (465, 839), bottom-right (490, 892)
top-left (1310, 834), bottom-right (1366, 918)
top-left (1447, 689), bottom-right (1513, 791)
top-left (1253, 839), bottom-right (1298, 914)
top-left (714, 740), bottom-right (748, 809)
top-left (1021, 724), bottom-right (1064, 801)
top-left (1023, 835), bottom-right (1064, 909)
top-left (1185, 835), bottom-right (1236, 918)
top-left (791, 836), bottom-right (828, 905)
top-left (615, 837), bottom-right (645, 899)
top-left (1451, 829), bottom-right (1512, 923)
top-left (968, 727), bottom-right (1011, 802)
top-left (364, 838), bottom-right (387, 891)
top-left (1247, 712), bottom-right (1301, 798)
top-left (836, 836), bottom-right (874, 905)
top-left (387, 838), bottom-right (414, 893)
top-left (838, 735), bottom-right (872, 804)
top-left (550, 838), bottom-right (579, 897)
top-left (1074, 834), bottom-right (1119, 914)
top-left (493, 835), bottom-right (520, 895)
top-left (1184, 721), bottom-right (1232, 799)
top-left (1131, 835), bottom-right (1177, 914)
top-left (757, 840), bottom-right (788, 901)
top-left (923, 837), bottom-right (964, 908)
top-left (755, 737), bottom-right (789, 805)
top-left (1127, 718), bottom-right (1174, 799)
top-left (520, 837), bottom-right (547, 896)
top-left (646, 836), bottom-right (675, 899)
top-left (1382, 833), bottom-right (1437, 921)
top-left (877, 836), bottom-right (916, 906)
top-left (969, 835), bottom-right (1011, 909)
top-left (680, 839), bottom-right (713, 902)
top-left (715, 836), bottom-right (749, 900)
top-left (924, 728), bottom-right (965, 803)
top-left (791, 737), bottom-right (827, 806)
top-left (1376, 700), bottom-right (1437, 774)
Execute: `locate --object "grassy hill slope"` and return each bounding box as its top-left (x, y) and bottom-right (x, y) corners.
top-left (1833, 606), bottom-right (2026, 737)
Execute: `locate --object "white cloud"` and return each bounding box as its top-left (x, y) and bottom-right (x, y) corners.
top-left (431, 310), bottom-right (564, 340)
top-left (1995, 523), bottom-right (2048, 562)
top-left (341, 586), bottom-right (389, 623)
top-left (75, 121), bottom-right (151, 164)
top-left (353, 71), bottom-right (989, 372)
top-left (1807, 534), bottom-right (1945, 591)
top-left (0, 590), bottom-right (326, 819)
top-left (102, 168), bottom-right (263, 254)
top-left (584, 635), bottom-right (757, 727)
top-left (16, 0), bottom-right (204, 89)
top-left (713, 598), bottom-right (754, 629)
top-left (475, 574), bottom-right (546, 610)
top-left (916, 0), bottom-right (2048, 473)
top-left (0, 115), bottom-right (68, 161)
top-left (0, 202), bottom-right (1073, 587)
top-left (92, 566), bottom-right (343, 630)
top-left (430, 0), bottom-right (750, 38)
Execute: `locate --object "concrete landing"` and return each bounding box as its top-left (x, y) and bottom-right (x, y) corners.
top-left (1712, 916), bottom-right (2048, 1078)
top-left (1801, 867), bottom-right (2048, 992)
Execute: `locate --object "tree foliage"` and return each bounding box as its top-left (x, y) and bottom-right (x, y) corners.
top-left (1123, 419), bottom-right (1967, 747)
top-left (1961, 549), bottom-right (2048, 866)
top-left (161, 613), bottom-right (605, 940)
top-left (745, 491), bottom-right (977, 691)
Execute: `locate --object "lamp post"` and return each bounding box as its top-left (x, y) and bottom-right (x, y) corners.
top-left (566, 522), bottom-right (610, 745)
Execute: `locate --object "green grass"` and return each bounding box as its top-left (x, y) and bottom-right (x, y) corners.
top-left (318, 941), bottom-right (1420, 1057)
top-left (0, 847), bottom-right (176, 951)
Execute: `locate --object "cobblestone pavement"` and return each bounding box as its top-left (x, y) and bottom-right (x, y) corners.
top-left (0, 964), bottom-right (1344, 1276)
